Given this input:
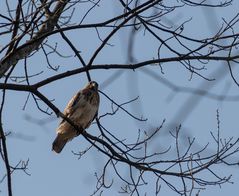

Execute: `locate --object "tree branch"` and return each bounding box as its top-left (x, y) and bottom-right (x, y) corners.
top-left (0, 0), bottom-right (70, 77)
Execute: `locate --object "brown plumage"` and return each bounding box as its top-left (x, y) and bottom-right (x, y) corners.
top-left (52, 81), bottom-right (100, 153)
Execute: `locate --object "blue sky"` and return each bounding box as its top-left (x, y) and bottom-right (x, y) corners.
top-left (1, 1), bottom-right (239, 195)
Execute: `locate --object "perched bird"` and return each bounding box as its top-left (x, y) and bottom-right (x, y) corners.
top-left (52, 81), bottom-right (100, 153)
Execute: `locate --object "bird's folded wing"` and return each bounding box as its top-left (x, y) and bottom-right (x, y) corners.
top-left (59, 91), bottom-right (82, 124)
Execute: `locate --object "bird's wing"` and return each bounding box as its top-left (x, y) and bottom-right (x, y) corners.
top-left (59, 90), bottom-right (82, 124)
top-left (65, 91), bottom-right (82, 114)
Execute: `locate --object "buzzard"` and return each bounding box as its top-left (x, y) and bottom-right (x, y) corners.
top-left (52, 81), bottom-right (100, 153)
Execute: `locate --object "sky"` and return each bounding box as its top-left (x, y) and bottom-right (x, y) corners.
top-left (1, 0), bottom-right (239, 196)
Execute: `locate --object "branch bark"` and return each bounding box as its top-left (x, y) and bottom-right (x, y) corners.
top-left (0, 0), bottom-right (69, 77)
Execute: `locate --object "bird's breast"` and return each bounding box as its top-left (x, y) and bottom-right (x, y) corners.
top-left (71, 101), bottom-right (97, 128)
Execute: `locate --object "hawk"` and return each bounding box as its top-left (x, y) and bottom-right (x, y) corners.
top-left (52, 81), bottom-right (100, 153)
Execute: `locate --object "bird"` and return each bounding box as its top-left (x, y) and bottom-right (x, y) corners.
top-left (52, 81), bottom-right (100, 153)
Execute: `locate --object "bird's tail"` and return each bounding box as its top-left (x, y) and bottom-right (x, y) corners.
top-left (52, 134), bottom-right (67, 153)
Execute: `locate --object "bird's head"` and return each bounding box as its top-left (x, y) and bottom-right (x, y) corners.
top-left (87, 81), bottom-right (98, 91)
